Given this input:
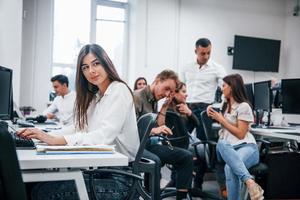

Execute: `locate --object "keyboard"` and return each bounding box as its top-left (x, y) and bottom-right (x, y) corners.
top-left (16, 119), bottom-right (35, 127)
top-left (11, 131), bottom-right (35, 148)
top-left (266, 126), bottom-right (294, 130)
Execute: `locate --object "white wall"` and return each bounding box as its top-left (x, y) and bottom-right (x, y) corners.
top-left (284, 0), bottom-right (300, 78)
top-left (0, 0), bottom-right (23, 105)
top-left (3, 0), bottom-right (300, 117)
top-left (129, 0), bottom-right (289, 85)
top-left (20, 0), bottom-right (53, 112)
top-left (282, 0), bottom-right (300, 123)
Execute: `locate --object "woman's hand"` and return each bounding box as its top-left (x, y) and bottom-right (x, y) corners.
top-left (176, 103), bottom-right (192, 116)
top-left (17, 128), bottom-right (67, 145)
top-left (207, 106), bottom-right (225, 124)
top-left (151, 125), bottom-right (173, 136)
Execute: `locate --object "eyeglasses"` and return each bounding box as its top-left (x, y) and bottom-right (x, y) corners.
top-left (81, 62), bottom-right (101, 72)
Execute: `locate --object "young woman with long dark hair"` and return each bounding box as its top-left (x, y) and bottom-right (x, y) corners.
top-left (207, 74), bottom-right (264, 200)
top-left (18, 44), bottom-right (139, 161)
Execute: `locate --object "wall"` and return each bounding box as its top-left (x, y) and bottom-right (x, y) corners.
top-left (284, 0), bottom-right (300, 78)
top-left (8, 0), bottom-right (300, 117)
top-left (0, 0), bottom-right (23, 105)
top-left (129, 0), bottom-right (288, 85)
top-left (20, 0), bottom-right (53, 112)
top-left (282, 0), bottom-right (300, 123)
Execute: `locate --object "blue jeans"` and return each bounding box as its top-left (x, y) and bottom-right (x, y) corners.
top-left (216, 139), bottom-right (259, 200)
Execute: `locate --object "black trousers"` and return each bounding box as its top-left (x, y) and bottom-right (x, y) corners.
top-left (188, 102), bottom-right (211, 187)
top-left (147, 144), bottom-right (193, 190)
top-left (188, 102), bottom-right (211, 141)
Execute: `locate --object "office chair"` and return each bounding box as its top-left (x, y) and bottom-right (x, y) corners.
top-left (191, 110), bottom-right (223, 200)
top-left (159, 111), bottom-right (193, 199)
top-left (84, 113), bottom-right (158, 200)
top-left (0, 122), bottom-right (27, 200)
top-left (240, 139), bottom-right (269, 200)
top-left (164, 111), bottom-right (190, 149)
top-left (194, 111), bottom-right (269, 200)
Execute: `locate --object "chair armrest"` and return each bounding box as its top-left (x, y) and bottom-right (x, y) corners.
top-left (84, 168), bottom-right (144, 181)
top-left (192, 140), bottom-right (217, 147)
top-left (256, 138), bottom-right (271, 145)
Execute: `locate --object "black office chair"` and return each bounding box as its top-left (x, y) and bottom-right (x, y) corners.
top-left (84, 113), bottom-right (158, 200)
top-left (194, 111), bottom-right (269, 200)
top-left (0, 122), bottom-right (27, 200)
top-left (191, 110), bottom-right (222, 200)
top-left (240, 139), bottom-right (269, 200)
top-left (159, 111), bottom-right (193, 199)
top-left (165, 111), bottom-right (190, 149)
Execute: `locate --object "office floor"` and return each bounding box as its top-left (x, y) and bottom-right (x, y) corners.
top-left (160, 166), bottom-right (221, 200)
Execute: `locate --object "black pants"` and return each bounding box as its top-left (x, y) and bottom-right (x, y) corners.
top-left (147, 144), bottom-right (193, 190)
top-left (188, 102), bottom-right (211, 187)
top-left (188, 102), bottom-right (210, 141)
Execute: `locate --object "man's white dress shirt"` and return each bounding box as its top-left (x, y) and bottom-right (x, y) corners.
top-left (180, 60), bottom-right (226, 104)
top-left (43, 91), bottom-right (76, 125)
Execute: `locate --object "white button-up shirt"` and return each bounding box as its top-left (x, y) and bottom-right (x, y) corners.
top-left (59, 81), bottom-right (139, 162)
top-left (180, 60), bottom-right (226, 104)
top-left (43, 91), bottom-right (76, 125)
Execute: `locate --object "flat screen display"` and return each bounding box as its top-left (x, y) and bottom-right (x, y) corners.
top-left (0, 66), bottom-right (13, 120)
top-left (254, 80), bottom-right (272, 111)
top-left (233, 35), bottom-right (281, 72)
top-left (281, 79), bottom-right (300, 114)
top-left (244, 83), bottom-right (254, 108)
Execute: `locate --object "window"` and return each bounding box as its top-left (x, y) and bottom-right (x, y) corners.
top-left (52, 0), bottom-right (128, 90)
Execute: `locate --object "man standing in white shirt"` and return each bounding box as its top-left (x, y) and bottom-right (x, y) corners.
top-left (180, 38), bottom-right (226, 194)
top-left (43, 74), bottom-right (75, 125)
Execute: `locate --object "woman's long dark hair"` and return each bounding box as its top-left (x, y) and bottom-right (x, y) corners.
top-left (133, 77), bottom-right (147, 90)
top-left (222, 74), bottom-right (250, 113)
top-left (75, 44), bottom-right (132, 130)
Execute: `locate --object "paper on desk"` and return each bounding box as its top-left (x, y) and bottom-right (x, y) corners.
top-left (36, 144), bottom-right (115, 154)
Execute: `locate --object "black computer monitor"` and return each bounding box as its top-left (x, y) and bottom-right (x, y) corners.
top-left (244, 83), bottom-right (254, 108)
top-left (254, 80), bottom-right (272, 111)
top-left (281, 79), bottom-right (300, 114)
top-left (0, 66), bottom-right (13, 120)
top-left (254, 80), bottom-right (272, 126)
top-left (0, 124), bottom-right (27, 200)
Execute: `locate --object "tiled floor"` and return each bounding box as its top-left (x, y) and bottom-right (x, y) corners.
top-left (160, 166), bottom-right (222, 200)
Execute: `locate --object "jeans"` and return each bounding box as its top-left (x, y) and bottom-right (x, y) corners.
top-left (216, 139), bottom-right (259, 200)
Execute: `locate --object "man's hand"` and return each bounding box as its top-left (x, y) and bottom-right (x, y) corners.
top-left (46, 113), bottom-right (55, 119)
top-left (151, 125), bottom-right (173, 136)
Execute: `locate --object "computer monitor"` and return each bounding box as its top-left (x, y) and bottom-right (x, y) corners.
top-left (0, 66), bottom-right (13, 120)
top-left (244, 83), bottom-right (254, 108)
top-left (254, 80), bottom-right (272, 126)
top-left (254, 80), bottom-right (272, 111)
top-left (281, 79), bottom-right (300, 114)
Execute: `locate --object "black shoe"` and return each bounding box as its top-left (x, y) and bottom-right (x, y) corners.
top-left (190, 187), bottom-right (204, 197)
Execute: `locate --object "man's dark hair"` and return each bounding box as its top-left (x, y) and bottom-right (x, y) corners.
top-left (51, 74), bottom-right (69, 87)
top-left (195, 38), bottom-right (211, 48)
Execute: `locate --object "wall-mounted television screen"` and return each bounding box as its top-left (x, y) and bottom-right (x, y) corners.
top-left (233, 35), bottom-right (281, 72)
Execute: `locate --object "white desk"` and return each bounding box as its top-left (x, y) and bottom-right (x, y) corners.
top-left (17, 149), bottom-right (128, 200)
top-left (250, 127), bottom-right (300, 142)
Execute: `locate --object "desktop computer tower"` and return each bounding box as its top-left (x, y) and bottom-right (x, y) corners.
top-left (264, 151), bottom-right (300, 199)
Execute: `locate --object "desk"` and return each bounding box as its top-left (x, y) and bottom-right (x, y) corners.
top-left (250, 127), bottom-right (300, 142)
top-left (17, 149), bottom-right (128, 200)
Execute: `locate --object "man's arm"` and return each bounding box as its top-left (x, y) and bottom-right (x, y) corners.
top-left (42, 98), bottom-right (59, 119)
